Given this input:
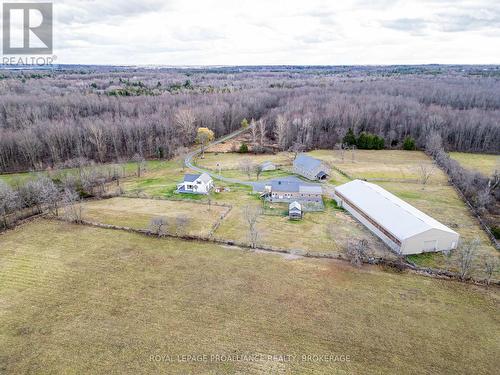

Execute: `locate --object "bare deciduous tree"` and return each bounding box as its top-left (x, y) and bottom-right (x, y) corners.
top-left (132, 153), bottom-right (146, 177)
top-left (250, 119), bottom-right (258, 146)
top-left (425, 131), bottom-right (443, 156)
top-left (0, 181), bottom-right (19, 228)
top-left (149, 216), bottom-right (168, 237)
top-left (275, 114), bottom-right (287, 150)
top-left (418, 164), bottom-right (434, 189)
top-left (257, 119), bottom-right (267, 146)
top-left (346, 239), bottom-right (368, 267)
top-left (176, 146), bottom-right (189, 171)
top-left (39, 177), bottom-right (60, 216)
top-left (62, 188), bottom-right (84, 223)
top-left (457, 238), bottom-right (480, 281)
top-left (175, 214), bottom-right (190, 236)
top-left (483, 256), bottom-right (498, 287)
top-left (243, 205), bottom-right (260, 248)
top-left (255, 164), bottom-right (264, 181)
top-left (239, 159), bottom-right (255, 180)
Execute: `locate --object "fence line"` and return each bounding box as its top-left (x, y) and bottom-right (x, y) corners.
top-left (49, 216), bottom-right (500, 287)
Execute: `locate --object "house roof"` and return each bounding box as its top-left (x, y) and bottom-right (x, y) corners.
top-left (289, 201), bottom-right (301, 210)
top-left (183, 173), bottom-right (200, 182)
top-left (334, 180), bottom-right (457, 241)
top-left (197, 172), bottom-right (213, 184)
top-left (183, 173), bottom-right (212, 184)
top-left (294, 154), bottom-right (323, 171)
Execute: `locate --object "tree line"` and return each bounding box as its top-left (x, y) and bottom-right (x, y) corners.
top-left (0, 68), bottom-right (499, 173)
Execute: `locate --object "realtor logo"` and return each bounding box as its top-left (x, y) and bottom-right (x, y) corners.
top-left (2, 2), bottom-right (53, 54)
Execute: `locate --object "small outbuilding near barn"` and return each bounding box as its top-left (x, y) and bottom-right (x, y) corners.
top-left (289, 201), bottom-right (302, 220)
top-left (260, 161), bottom-right (276, 171)
top-left (333, 180), bottom-right (459, 255)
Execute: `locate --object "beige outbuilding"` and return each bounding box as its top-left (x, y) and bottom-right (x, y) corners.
top-left (333, 180), bottom-right (459, 255)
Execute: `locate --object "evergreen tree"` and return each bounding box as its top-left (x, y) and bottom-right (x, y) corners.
top-left (343, 128), bottom-right (357, 146)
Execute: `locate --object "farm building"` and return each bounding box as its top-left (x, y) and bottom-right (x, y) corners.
top-left (256, 178), bottom-right (323, 204)
top-left (176, 173), bottom-right (213, 194)
top-left (289, 201), bottom-right (302, 220)
top-left (333, 180), bottom-right (459, 255)
top-left (260, 161), bottom-right (276, 171)
top-left (293, 154), bottom-right (329, 180)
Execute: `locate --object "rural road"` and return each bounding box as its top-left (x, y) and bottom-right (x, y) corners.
top-left (184, 125), bottom-right (256, 187)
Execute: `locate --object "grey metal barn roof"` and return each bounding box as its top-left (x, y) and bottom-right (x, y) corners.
top-left (294, 154), bottom-right (322, 171)
top-left (335, 180), bottom-right (457, 241)
top-left (265, 180), bottom-right (322, 194)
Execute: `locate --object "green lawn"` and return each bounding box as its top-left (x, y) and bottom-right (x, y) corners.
top-left (1, 220), bottom-right (499, 374)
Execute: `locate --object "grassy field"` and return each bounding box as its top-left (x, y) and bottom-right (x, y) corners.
top-left (214, 199), bottom-right (390, 257)
top-left (308, 149), bottom-right (448, 183)
top-left (0, 220), bottom-right (499, 374)
top-left (0, 160), bottom-right (164, 186)
top-left (80, 197), bottom-right (229, 237)
top-left (449, 152), bottom-right (499, 176)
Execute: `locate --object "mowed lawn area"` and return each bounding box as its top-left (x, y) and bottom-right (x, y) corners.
top-left (0, 220), bottom-right (499, 374)
top-left (80, 197), bottom-right (228, 237)
top-left (449, 152), bottom-right (499, 176)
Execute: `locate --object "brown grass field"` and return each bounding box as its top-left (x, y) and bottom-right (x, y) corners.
top-left (449, 152), bottom-right (499, 176)
top-left (80, 197), bottom-right (229, 237)
top-left (0, 220), bottom-right (499, 374)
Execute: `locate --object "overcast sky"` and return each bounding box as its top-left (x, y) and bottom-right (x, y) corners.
top-left (12, 0), bottom-right (500, 65)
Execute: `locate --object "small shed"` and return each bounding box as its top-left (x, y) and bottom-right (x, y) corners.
top-left (260, 161), bottom-right (276, 171)
top-left (289, 201), bottom-right (302, 220)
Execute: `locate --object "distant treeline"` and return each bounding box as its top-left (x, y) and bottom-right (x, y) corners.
top-left (0, 67), bottom-right (499, 172)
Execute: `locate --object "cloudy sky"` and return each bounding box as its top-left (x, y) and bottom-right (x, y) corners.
top-left (10, 0), bottom-right (500, 65)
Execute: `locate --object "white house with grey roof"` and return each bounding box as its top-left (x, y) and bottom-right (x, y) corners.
top-left (293, 154), bottom-right (329, 181)
top-left (176, 173), bottom-right (213, 194)
top-left (333, 180), bottom-right (459, 255)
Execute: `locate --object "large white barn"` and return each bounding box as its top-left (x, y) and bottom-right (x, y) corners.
top-left (333, 180), bottom-right (459, 255)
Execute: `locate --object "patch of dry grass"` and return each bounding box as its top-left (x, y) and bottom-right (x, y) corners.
top-left (80, 197), bottom-right (228, 237)
top-left (309, 149), bottom-right (448, 183)
top-left (0, 220), bottom-right (499, 374)
top-left (449, 152), bottom-right (499, 176)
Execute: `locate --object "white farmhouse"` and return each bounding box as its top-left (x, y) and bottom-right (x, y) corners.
top-left (176, 173), bottom-right (213, 195)
top-left (333, 180), bottom-right (459, 255)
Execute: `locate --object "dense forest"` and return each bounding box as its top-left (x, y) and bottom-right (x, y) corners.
top-left (0, 65), bottom-right (499, 172)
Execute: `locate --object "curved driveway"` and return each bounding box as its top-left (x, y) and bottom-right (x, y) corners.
top-left (184, 126), bottom-right (256, 187)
